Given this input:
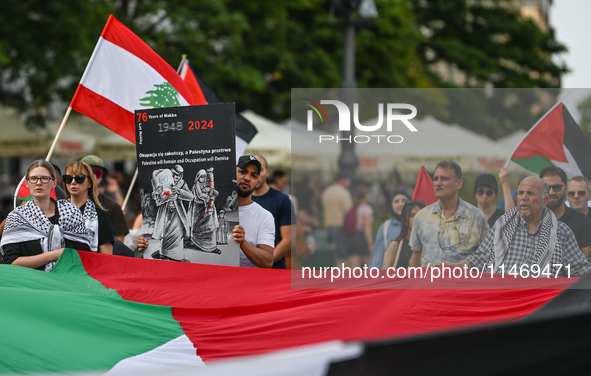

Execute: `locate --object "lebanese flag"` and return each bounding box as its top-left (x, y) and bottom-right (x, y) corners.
top-left (412, 166), bottom-right (438, 205)
top-left (70, 15), bottom-right (196, 143)
top-left (509, 103), bottom-right (591, 179)
top-left (0, 249), bottom-right (574, 374)
top-left (179, 60), bottom-right (258, 157)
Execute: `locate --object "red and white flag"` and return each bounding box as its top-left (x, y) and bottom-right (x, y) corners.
top-left (70, 15), bottom-right (196, 143)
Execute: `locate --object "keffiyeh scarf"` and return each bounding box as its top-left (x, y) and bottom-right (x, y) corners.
top-left (81, 199), bottom-right (99, 252)
top-left (490, 207), bottom-right (559, 273)
top-left (1, 199), bottom-right (90, 271)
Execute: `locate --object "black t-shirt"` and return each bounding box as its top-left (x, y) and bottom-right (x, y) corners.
top-left (488, 208), bottom-right (505, 228)
top-left (395, 239), bottom-right (413, 268)
top-left (98, 193), bottom-right (129, 238)
top-left (80, 203), bottom-right (115, 247)
top-left (1, 209), bottom-right (92, 270)
top-left (558, 205), bottom-right (591, 249)
top-left (252, 188), bottom-right (296, 269)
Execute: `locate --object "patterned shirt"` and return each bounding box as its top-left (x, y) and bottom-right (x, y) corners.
top-left (410, 198), bottom-right (489, 266)
top-left (467, 210), bottom-right (591, 277)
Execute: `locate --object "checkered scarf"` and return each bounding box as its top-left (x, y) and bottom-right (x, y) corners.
top-left (491, 207), bottom-right (558, 273)
top-left (81, 199), bottom-right (99, 252)
top-left (1, 199), bottom-right (90, 271)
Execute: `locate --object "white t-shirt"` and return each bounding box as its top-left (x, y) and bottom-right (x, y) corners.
top-left (238, 202), bottom-right (275, 267)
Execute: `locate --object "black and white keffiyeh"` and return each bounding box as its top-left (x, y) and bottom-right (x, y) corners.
top-left (1, 199), bottom-right (89, 271)
top-left (81, 199), bottom-right (99, 252)
top-left (490, 207), bottom-right (559, 273)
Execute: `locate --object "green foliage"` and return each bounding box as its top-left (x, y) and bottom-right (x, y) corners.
top-left (0, 0), bottom-right (569, 134)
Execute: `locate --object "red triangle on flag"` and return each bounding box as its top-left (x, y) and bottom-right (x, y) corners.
top-left (511, 103), bottom-right (568, 162)
top-left (15, 177), bottom-right (57, 205)
top-left (412, 166), bottom-right (438, 206)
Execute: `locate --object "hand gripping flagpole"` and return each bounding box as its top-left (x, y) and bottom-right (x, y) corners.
top-left (121, 54), bottom-right (189, 212)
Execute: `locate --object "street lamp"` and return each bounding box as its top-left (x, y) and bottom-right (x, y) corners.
top-left (330, 0), bottom-right (378, 175)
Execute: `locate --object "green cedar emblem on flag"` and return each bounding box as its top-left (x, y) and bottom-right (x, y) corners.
top-left (140, 82), bottom-right (181, 108)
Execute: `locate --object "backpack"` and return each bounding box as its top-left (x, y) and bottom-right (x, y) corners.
top-left (343, 206), bottom-right (358, 235)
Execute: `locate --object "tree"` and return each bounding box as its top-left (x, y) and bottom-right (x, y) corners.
top-left (0, 0), bottom-right (569, 137)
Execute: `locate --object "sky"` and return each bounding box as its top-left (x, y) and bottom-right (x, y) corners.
top-left (550, 0), bottom-right (591, 121)
top-left (551, 0), bottom-right (591, 88)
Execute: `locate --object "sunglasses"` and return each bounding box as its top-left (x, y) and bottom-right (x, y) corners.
top-left (405, 199), bottom-right (425, 206)
top-left (476, 189), bottom-right (495, 197)
top-left (63, 174), bottom-right (88, 185)
top-left (567, 190), bottom-right (588, 197)
top-left (92, 168), bottom-right (103, 179)
top-left (549, 184), bottom-right (564, 192)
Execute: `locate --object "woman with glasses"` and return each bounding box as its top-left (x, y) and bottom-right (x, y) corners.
top-left (369, 188), bottom-right (409, 268)
top-left (474, 174), bottom-right (504, 228)
top-left (63, 161), bottom-right (114, 255)
top-left (0, 160), bottom-right (91, 271)
top-left (383, 200), bottom-right (425, 269)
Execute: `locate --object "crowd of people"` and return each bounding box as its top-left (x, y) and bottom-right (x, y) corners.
top-left (2, 154), bottom-right (591, 278)
top-left (315, 160), bottom-right (591, 277)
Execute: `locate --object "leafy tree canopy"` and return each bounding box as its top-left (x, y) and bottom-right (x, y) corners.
top-left (0, 0), bottom-right (568, 137)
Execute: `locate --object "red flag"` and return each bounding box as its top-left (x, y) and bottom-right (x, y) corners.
top-left (179, 59), bottom-right (259, 150)
top-left (412, 166), bottom-right (438, 205)
top-left (70, 15), bottom-right (196, 143)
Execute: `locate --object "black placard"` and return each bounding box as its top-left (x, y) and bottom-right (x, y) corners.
top-left (135, 103), bottom-right (240, 266)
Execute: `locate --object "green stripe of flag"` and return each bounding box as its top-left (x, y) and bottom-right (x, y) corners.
top-left (0, 249), bottom-right (184, 374)
top-left (512, 156), bottom-right (554, 175)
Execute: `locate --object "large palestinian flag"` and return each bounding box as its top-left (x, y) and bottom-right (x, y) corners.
top-left (70, 15), bottom-right (196, 143)
top-left (0, 249), bottom-right (579, 374)
top-left (508, 103), bottom-right (591, 179)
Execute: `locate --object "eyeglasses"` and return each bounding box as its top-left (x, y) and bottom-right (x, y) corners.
top-left (92, 168), bottom-right (103, 179)
top-left (549, 184), bottom-right (564, 192)
top-left (26, 176), bottom-right (54, 184)
top-left (405, 200), bottom-right (425, 206)
top-left (567, 190), bottom-right (588, 197)
top-left (63, 174), bottom-right (88, 185)
top-left (476, 189), bottom-right (495, 197)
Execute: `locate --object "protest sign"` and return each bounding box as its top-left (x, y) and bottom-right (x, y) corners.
top-left (135, 103), bottom-right (239, 266)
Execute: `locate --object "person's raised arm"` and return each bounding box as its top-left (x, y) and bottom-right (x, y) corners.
top-left (499, 168), bottom-right (515, 211)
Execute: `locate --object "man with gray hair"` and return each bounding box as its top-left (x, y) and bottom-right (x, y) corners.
top-left (441, 177), bottom-right (591, 277)
top-left (567, 176), bottom-right (591, 222)
top-left (409, 160), bottom-right (489, 267)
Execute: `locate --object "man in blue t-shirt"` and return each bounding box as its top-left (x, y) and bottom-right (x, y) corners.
top-left (252, 154), bottom-right (296, 269)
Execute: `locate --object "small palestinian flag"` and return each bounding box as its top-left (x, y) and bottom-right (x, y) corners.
top-left (508, 103), bottom-right (591, 179)
top-left (13, 176), bottom-right (58, 208)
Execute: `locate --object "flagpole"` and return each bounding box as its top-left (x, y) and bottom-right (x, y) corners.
top-left (121, 167), bottom-right (138, 211)
top-left (45, 106), bottom-right (73, 161)
top-left (121, 54), bottom-right (188, 211)
top-left (503, 99), bottom-right (566, 168)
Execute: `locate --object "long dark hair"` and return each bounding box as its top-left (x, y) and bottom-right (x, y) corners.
top-left (394, 201), bottom-right (425, 243)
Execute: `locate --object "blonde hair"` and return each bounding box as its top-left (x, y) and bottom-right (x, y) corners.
top-left (63, 161), bottom-right (105, 210)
